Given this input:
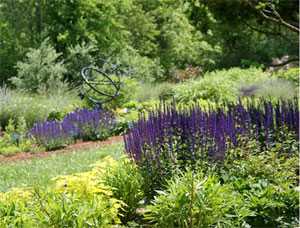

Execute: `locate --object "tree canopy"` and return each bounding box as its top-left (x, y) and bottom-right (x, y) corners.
top-left (0, 0), bottom-right (298, 84)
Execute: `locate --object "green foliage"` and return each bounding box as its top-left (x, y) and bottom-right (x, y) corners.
top-left (0, 87), bottom-right (83, 130)
top-left (65, 42), bottom-right (98, 85)
top-left (113, 100), bottom-right (159, 135)
top-left (0, 0), bottom-right (38, 84)
top-left (32, 190), bottom-right (121, 227)
top-left (0, 186), bottom-right (122, 227)
top-left (0, 156), bottom-right (126, 227)
top-left (171, 67), bottom-right (297, 104)
top-left (221, 149), bottom-right (299, 227)
top-left (114, 47), bottom-right (165, 82)
top-left (0, 118), bottom-right (34, 156)
top-left (192, 0), bottom-right (299, 69)
top-left (113, 110), bottom-right (139, 135)
top-left (102, 156), bottom-right (144, 223)
top-left (273, 67), bottom-right (299, 86)
top-left (145, 171), bottom-right (251, 227)
top-left (145, 142), bottom-right (299, 227)
top-left (248, 78), bottom-right (297, 99)
top-left (0, 0), bottom-right (298, 85)
top-left (46, 0), bottom-right (133, 54)
top-left (173, 67), bottom-right (265, 103)
top-left (10, 39), bottom-right (67, 93)
top-left (84, 76), bottom-right (139, 110)
top-left (133, 82), bottom-right (175, 102)
top-left (47, 111), bottom-right (66, 121)
top-left (0, 140), bottom-right (298, 226)
top-left (150, 0), bottom-right (220, 74)
top-left (0, 143), bottom-right (123, 192)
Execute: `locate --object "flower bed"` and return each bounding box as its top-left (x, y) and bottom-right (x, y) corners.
top-left (30, 108), bottom-right (115, 150)
top-left (124, 99), bottom-right (299, 197)
top-left (125, 100), bottom-right (298, 162)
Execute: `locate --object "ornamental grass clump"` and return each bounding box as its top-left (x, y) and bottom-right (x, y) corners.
top-left (124, 99), bottom-right (299, 197)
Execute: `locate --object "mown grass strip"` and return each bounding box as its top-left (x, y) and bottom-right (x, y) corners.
top-left (0, 142), bottom-right (124, 192)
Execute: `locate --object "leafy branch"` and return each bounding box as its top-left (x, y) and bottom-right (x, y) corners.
top-left (256, 2), bottom-right (299, 34)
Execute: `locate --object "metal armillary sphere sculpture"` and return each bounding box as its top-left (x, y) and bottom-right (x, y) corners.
top-left (80, 58), bottom-right (132, 109)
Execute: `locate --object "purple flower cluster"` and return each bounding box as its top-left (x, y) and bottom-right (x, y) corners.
top-left (124, 100), bottom-right (299, 164)
top-left (29, 109), bottom-right (115, 150)
top-left (62, 109), bottom-right (115, 140)
top-left (29, 120), bottom-right (71, 150)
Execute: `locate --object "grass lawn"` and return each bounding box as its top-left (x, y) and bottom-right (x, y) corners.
top-left (0, 142), bottom-right (123, 192)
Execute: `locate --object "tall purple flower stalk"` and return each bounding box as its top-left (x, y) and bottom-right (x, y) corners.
top-left (29, 120), bottom-right (71, 150)
top-left (124, 99), bottom-right (299, 165)
top-left (29, 108), bottom-right (115, 150)
top-left (62, 108), bottom-right (115, 140)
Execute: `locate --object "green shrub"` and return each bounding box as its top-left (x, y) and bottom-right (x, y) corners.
top-left (273, 67), bottom-right (299, 86)
top-left (0, 118), bottom-right (34, 155)
top-left (0, 144), bottom-right (297, 226)
top-left (47, 111), bottom-right (66, 121)
top-left (0, 87), bottom-right (83, 129)
top-left (113, 100), bottom-right (159, 135)
top-left (171, 67), bottom-right (298, 104)
top-left (133, 82), bottom-right (175, 102)
top-left (10, 39), bottom-right (67, 93)
top-left (32, 189), bottom-right (121, 227)
top-left (0, 187), bottom-right (122, 227)
top-left (240, 78), bottom-right (297, 99)
top-left (221, 150), bottom-right (299, 227)
top-left (0, 145), bottom-right (21, 156)
top-left (66, 42), bottom-right (98, 85)
top-left (115, 47), bottom-right (165, 82)
top-left (145, 171), bottom-right (250, 227)
top-left (144, 143), bottom-right (299, 227)
top-left (102, 156), bottom-right (144, 224)
top-left (113, 109), bottom-right (139, 135)
top-left (173, 67), bottom-right (268, 103)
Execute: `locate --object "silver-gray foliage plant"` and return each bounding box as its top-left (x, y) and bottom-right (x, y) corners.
top-left (11, 39), bottom-right (67, 93)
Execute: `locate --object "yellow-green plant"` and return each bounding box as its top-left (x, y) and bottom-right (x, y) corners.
top-left (0, 156), bottom-right (125, 227)
top-left (0, 118), bottom-right (34, 155)
top-left (144, 171), bottom-right (251, 227)
top-left (101, 156), bottom-right (144, 223)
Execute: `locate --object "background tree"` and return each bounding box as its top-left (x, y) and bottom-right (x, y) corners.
top-left (187, 0), bottom-right (299, 68)
top-left (0, 0), bottom-right (298, 85)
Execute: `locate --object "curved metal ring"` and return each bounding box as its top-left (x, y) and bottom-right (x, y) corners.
top-left (80, 66), bottom-right (122, 106)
